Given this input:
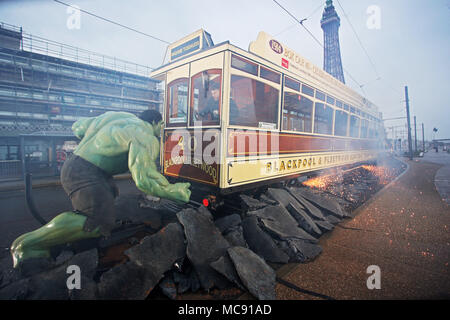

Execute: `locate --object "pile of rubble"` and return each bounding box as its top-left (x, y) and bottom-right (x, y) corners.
top-left (0, 186), bottom-right (349, 300)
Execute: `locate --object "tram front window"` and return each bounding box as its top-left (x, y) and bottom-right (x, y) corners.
top-left (191, 69), bottom-right (222, 126)
top-left (229, 75), bottom-right (278, 128)
top-left (167, 78), bottom-right (188, 125)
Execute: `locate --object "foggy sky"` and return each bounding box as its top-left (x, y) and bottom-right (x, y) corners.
top-left (2, 0), bottom-right (449, 141)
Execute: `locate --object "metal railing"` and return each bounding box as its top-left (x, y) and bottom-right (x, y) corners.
top-left (0, 22), bottom-right (22, 34)
top-left (0, 160), bottom-right (22, 178)
top-left (1, 21), bottom-right (155, 77)
top-left (20, 32), bottom-right (154, 77)
top-left (0, 159), bottom-right (65, 180)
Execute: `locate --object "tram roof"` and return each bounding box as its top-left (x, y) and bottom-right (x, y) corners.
top-left (151, 31), bottom-right (381, 120)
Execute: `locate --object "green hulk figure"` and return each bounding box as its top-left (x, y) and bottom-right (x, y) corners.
top-left (11, 110), bottom-right (191, 268)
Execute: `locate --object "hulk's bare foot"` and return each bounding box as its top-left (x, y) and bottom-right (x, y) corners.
top-left (11, 211), bottom-right (101, 268)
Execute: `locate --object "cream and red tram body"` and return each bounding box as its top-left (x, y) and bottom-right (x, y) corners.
top-left (150, 30), bottom-right (385, 201)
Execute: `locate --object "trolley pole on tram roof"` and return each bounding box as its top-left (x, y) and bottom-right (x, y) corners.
top-left (405, 86), bottom-right (413, 160)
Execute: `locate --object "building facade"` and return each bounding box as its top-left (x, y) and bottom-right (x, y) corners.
top-left (0, 22), bottom-right (162, 179)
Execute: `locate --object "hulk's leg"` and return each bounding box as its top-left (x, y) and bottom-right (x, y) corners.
top-left (10, 211), bottom-right (101, 268)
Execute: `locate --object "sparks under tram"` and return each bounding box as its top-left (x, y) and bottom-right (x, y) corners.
top-left (150, 30), bottom-right (385, 206)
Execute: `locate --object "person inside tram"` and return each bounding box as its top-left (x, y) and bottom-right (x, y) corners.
top-left (199, 81), bottom-right (221, 121)
top-left (196, 80), bottom-right (239, 123)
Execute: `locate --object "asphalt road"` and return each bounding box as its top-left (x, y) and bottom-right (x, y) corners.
top-left (276, 158), bottom-right (450, 299)
top-left (0, 179), bottom-right (142, 258)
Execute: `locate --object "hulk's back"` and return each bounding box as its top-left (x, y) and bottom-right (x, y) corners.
top-left (73, 112), bottom-right (143, 175)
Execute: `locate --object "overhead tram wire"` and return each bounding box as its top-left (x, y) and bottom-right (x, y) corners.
top-left (272, 0), bottom-right (323, 47)
top-left (335, 0), bottom-right (380, 79)
top-left (271, 0), bottom-right (367, 96)
top-left (53, 0), bottom-right (171, 45)
top-left (335, 0), bottom-right (405, 100)
top-left (275, 2), bottom-right (324, 37)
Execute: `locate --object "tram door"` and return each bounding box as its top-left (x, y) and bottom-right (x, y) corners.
top-left (162, 53), bottom-right (224, 187)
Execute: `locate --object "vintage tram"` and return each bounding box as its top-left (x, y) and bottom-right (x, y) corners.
top-left (150, 30), bottom-right (385, 205)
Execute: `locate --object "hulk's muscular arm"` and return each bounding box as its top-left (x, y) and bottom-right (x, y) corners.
top-left (125, 125), bottom-right (191, 204)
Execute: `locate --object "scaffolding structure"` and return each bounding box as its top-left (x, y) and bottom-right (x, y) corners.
top-left (0, 22), bottom-right (163, 179)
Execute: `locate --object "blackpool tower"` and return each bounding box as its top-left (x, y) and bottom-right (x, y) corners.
top-left (320, 0), bottom-right (345, 83)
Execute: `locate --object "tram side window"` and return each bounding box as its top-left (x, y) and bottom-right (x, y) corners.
top-left (314, 103), bottom-right (333, 135)
top-left (229, 75), bottom-right (279, 128)
top-left (301, 84), bottom-right (314, 97)
top-left (315, 90), bottom-right (325, 102)
top-left (360, 119), bottom-right (369, 138)
top-left (376, 123), bottom-right (382, 138)
top-left (260, 67), bottom-right (280, 84)
top-left (334, 110), bottom-right (348, 137)
top-left (190, 69), bottom-right (222, 126)
top-left (368, 121), bottom-right (376, 138)
top-left (285, 77), bottom-right (300, 91)
top-left (231, 55), bottom-right (258, 76)
top-left (349, 115), bottom-right (360, 138)
top-left (167, 78), bottom-right (188, 125)
top-left (282, 92), bottom-right (313, 133)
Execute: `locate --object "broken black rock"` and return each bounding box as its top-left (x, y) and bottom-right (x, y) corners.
top-left (69, 248), bottom-right (98, 280)
top-left (248, 205), bottom-right (318, 243)
top-left (17, 257), bottom-right (54, 278)
top-left (227, 246), bottom-right (276, 300)
top-left (177, 206), bottom-right (231, 290)
top-left (259, 194), bottom-right (278, 206)
top-left (114, 194), bottom-right (162, 230)
top-left (54, 250), bottom-right (74, 266)
top-left (224, 226), bottom-right (248, 248)
top-left (267, 188), bottom-right (322, 237)
top-left (240, 194), bottom-right (268, 211)
top-left (0, 248), bottom-right (99, 300)
top-left (286, 188), bottom-right (326, 221)
top-left (286, 203), bottom-right (322, 237)
top-left (98, 261), bottom-right (154, 300)
top-left (0, 278), bottom-right (30, 300)
top-left (173, 263), bottom-right (201, 294)
top-left (173, 271), bottom-right (190, 294)
top-left (210, 254), bottom-right (245, 291)
top-left (315, 220), bottom-right (335, 233)
top-left (69, 275), bottom-right (98, 300)
top-left (0, 255), bottom-right (21, 289)
top-left (324, 214), bottom-right (341, 225)
top-left (290, 187), bottom-right (344, 218)
top-left (317, 191), bottom-right (351, 217)
top-left (214, 214), bottom-right (242, 234)
top-left (124, 222), bottom-right (186, 289)
top-left (280, 239), bottom-right (323, 263)
top-left (159, 275), bottom-right (177, 300)
top-left (242, 216), bottom-right (289, 264)
top-left (26, 262), bottom-right (72, 300)
top-left (267, 188), bottom-right (305, 209)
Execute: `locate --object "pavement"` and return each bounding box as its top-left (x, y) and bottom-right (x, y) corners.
top-left (421, 149), bottom-right (450, 205)
top-left (275, 151), bottom-right (450, 299)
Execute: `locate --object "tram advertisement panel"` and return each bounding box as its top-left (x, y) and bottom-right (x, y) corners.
top-left (227, 130), bottom-right (378, 157)
top-left (163, 129), bottom-right (220, 186)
